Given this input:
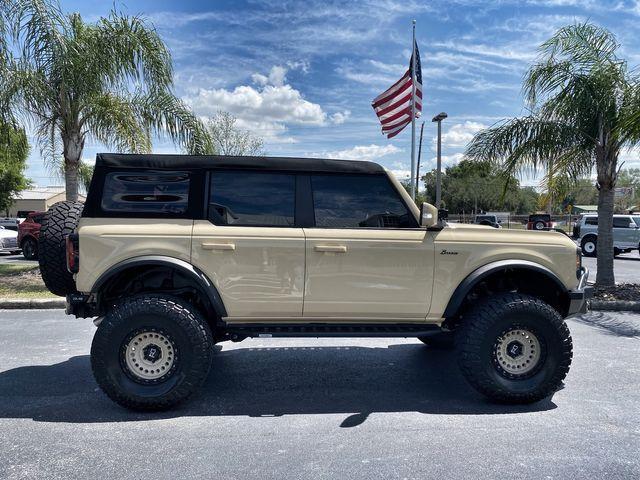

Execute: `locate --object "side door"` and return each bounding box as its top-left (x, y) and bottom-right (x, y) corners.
top-left (302, 173), bottom-right (434, 321)
top-left (613, 216), bottom-right (636, 248)
top-left (191, 170), bottom-right (305, 320)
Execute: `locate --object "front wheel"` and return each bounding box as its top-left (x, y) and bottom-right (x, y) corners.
top-left (456, 293), bottom-right (572, 404)
top-left (91, 295), bottom-right (213, 411)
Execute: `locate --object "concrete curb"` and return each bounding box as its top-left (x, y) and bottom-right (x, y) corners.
top-left (0, 298), bottom-right (65, 309)
top-left (589, 299), bottom-right (640, 312)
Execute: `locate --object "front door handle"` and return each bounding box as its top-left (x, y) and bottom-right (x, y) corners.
top-left (201, 242), bottom-right (236, 251)
top-left (314, 245), bottom-right (347, 253)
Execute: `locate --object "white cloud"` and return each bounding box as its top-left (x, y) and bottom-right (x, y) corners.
top-left (252, 66), bottom-right (288, 87)
top-left (185, 64), bottom-right (329, 143)
top-left (322, 144), bottom-right (402, 161)
top-left (437, 121), bottom-right (488, 149)
top-left (620, 146), bottom-right (640, 167)
top-left (330, 110), bottom-right (351, 125)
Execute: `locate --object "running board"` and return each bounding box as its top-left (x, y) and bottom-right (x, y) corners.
top-left (223, 323), bottom-right (441, 339)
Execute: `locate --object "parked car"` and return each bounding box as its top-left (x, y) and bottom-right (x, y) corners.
top-left (36, 153), bottom-right (590, 411)
top-left (0, 226), bottom-right (21, 254)
top-left (575, 214), bottom-right (640, 257)
top-left (0, 217), bottom-right (21, 231)
top-left (474, 214), bottom-right (502, 228)
top-left (527, 213), bottom-right (553, 230)
top-left (17, 211), bottom-right (44, 260)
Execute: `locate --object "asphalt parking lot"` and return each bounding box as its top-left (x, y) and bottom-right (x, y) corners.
top-left (0, 309), bottom-right (638, 479)
top-left (581, 252), bottom-right (639, 283)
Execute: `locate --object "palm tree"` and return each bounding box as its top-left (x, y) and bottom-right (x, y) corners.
top-left (0, 0), bottom-right (212, 201)
top-left (466, 23), bottom-right (640, 286)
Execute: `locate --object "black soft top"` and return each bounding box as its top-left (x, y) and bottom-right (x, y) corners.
top-left (95, 153), bottom-right (386, 174)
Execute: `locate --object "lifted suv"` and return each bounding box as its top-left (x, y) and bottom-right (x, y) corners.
top-left (38, 154), bottom-right (591, 411)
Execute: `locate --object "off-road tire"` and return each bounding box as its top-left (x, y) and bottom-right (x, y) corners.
top-left (533, 220), bottom-right (546, 230)
top-left (581, 235), bottom-right (597, 257)
top-left (38, 201), bottom-right (83, 296)
top-left (456, 293), bottom-right (572, 404)
top-left (91, 295), bottom-right (213, 411)
top-left (22, 237), bottom-right (38, 260)
top-left (417, 332), bottom-right (454, 349)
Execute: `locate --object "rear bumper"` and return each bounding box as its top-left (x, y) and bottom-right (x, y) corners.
top-left (567, 267), bottom-right (593, 317)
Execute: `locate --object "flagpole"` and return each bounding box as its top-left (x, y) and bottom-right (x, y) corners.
top-left (410, 20), bottom-right (417, 201)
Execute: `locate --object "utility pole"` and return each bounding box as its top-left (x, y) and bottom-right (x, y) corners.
top-left (431, 112), bottom-right (448, 209)
top-left (410, 20), bottom-right (417, 200)
top-left (416, 121), bottom-right (425, 200)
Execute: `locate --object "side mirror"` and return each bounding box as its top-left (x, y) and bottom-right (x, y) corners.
top-left (420, 203), bottom-right (438, 228)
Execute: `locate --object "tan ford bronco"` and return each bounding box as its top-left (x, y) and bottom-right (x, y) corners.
top-left (37, 154), bottom-right (591, 411)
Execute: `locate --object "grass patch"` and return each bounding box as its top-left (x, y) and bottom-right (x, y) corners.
top-left (0, 264), bottom-right (56, 299)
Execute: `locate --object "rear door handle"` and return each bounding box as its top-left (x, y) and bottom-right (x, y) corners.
top-left (314, 245), bottom-right (347, 253)
top-left (201, 242), bottom-right (236, 251)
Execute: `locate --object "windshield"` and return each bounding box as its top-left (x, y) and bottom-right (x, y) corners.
top-left (633, 216), bottom-right (640, 227)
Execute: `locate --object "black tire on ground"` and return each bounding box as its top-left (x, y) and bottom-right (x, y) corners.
top-left (91, 295), bottom-right (214, 411)
top-left (417, 332), bottom-right (455, 349)
top-left (456, 293), bottom-right (572, 404)
top-left (22, 237), bottom-right (38, 260)
top-left (581, 235), bottom-right (597, 257)
top-left (614, 248), bottom-right (621, 257)
top-left (38, 201), bottom-right (83, 296)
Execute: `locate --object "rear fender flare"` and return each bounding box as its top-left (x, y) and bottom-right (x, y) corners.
top-left (92, 255), bottom-right (227, 318)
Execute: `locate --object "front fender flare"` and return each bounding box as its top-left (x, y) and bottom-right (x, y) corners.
top-left (442, 259), bottom-right (568, 319)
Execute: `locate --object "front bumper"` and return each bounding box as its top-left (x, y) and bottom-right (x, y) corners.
top-left (567, 267), bottom-right (593, 316)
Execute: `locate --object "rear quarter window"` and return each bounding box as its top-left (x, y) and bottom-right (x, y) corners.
top-left (101, 171), bottom-right (190, 215)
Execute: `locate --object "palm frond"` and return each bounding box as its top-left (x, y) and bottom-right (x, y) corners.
top-left (135, 89), bottom-right (212, 155)
top-left (81, 92), bottom-right (151, 153)
top-left (91, 9), bottom-right (173, 92)
top-left (3, 0), bottom-right (67, 72)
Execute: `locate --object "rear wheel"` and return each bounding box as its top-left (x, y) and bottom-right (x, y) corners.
top-left (581, 236), bottom-right (597, 257)
top-left (534, 221), bottom-right (546, 230)
top-left (91, 295), bottom-right (213, 411)
top-left (38, 201), bottom-right (83, 296)
top-left (456, 293), bottom-right (572, 404)
top-left (22, 237), bottom-right (38, 260)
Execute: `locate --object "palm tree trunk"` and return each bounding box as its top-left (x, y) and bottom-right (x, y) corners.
top-left (62, 132), bottom-right (84, 202)
top-left (595, 182), bottom-right (615, 287)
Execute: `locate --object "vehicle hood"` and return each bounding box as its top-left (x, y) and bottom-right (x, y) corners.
top-left (0, 228), bottom-right (17, 239)
top-left (440, 222), bottom-right (576, 247)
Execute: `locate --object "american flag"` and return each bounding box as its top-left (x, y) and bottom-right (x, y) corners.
top-left (371, 42), bottom-right (422, 138)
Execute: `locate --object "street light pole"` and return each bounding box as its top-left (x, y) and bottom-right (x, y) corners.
top-left (431, 112), bottom-right (448, 209)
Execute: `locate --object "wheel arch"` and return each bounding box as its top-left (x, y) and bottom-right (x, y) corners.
top-left (20, 234), bottom-right (37, 247)
top-left (443, 260), bottom-right (570, 322)
top-left (92, 256), bottom-right (227, 322)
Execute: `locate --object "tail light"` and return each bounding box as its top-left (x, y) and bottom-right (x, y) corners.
top-left (66, 233), bottom-right (79, 273)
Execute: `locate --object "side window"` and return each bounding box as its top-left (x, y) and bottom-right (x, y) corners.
top-left (101, 171), bottom-right (190, 214)
top-left (311, 174), bottom-right (418, 228)
top-left (209, 170), bottom-right (295, 226)
top-left (585, 217), bottom-right (598, 226)
top-left (613, 217), bottom-right (631, 228)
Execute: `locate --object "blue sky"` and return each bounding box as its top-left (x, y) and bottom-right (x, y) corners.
top-left (26, 0), bottom-right (640, 188)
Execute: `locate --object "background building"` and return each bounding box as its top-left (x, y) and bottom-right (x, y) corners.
top-left (5, 187), bottom-right (86, 217)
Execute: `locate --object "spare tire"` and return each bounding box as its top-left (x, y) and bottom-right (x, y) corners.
top-left (38, 201), bottom-right (84, 296)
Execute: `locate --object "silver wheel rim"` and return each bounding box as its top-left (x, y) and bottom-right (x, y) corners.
top-left (123, 330), bottom-right (176, 382)
top-left (494, 329), bottom-right (541, 376)
top-left (583, 241), bottom-right (595, 253)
